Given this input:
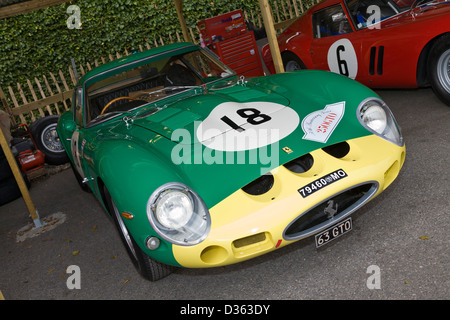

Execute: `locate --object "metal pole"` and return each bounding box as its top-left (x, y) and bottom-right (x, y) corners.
top-left (173, 0), bottom-right (191, 43)
top-left (258, 0), bottom-right (285, 74)
top-left (0, 125), bottom-right (42, 228)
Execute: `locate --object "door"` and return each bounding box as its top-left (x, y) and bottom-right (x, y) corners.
top-left (310, 3), bottom-right (360, 80)
top-left (70, 87), bottom-right (94, 189)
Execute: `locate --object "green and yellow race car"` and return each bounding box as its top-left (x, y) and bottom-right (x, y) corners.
top-left (57, 42), bottom-right (405, 281)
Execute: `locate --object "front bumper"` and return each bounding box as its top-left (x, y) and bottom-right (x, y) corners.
top-left (173, 135), bottom-right (405, 268)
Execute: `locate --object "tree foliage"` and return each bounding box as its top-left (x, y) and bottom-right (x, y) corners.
top-left (0, 0), bottom-right (259, 88)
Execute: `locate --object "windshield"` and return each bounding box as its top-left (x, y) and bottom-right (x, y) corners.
top-left (85, 47), bottom-right (235, 124)
top-left (345, 0), bottom-right (428, 29)
top-left (394, 0), bottom-right (443, 7)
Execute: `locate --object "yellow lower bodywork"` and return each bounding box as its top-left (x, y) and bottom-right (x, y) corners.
top-left (173, 135), bottom-right (406, 268)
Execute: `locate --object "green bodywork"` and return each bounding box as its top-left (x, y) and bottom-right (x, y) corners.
top-left (57, 43), bottom-right (376, 267)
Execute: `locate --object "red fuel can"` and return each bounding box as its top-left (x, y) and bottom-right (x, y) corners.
top-left (18, 149), bottom-right (45, 173)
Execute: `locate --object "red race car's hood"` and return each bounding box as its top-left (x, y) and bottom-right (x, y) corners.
top-left (381, 0), bottom-right (450, 27)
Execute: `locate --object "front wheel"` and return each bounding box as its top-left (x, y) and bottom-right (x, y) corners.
top-left (103, 185), bottom-right (174, 281)
top-left (428, 35), bottom-right (450, 106)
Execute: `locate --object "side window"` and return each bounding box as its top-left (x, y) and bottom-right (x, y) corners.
top-left (347, 0), bottom-right (399, 30)
top-left (312, 4), bottom-right (352, 39)
top-left (74, 87), bottom-right (83, 126)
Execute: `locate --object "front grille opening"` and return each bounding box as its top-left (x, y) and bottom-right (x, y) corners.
top-left (322, 141), bottom-right (350, 158)
top-left (284, 153), bottom-right (314, 173)
top-left (233, 232), bottom-right (266, 248)
top-left (242, 173), bottom-right (274, 196)
top-left (284, 183), bottom-right (377, 240)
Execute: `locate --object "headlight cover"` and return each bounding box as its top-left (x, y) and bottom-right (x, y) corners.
top-left (357, 98), bottom-right (403, 146)
top-left (147, 182), bottom-right (211, 246)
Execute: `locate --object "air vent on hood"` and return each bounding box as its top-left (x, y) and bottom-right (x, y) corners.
top-left (322, 141), bottom-right (350, 158)
top-left (242, 173), bottom-right (274, 196)
top-left (284, 153), bottom-right (314, 173)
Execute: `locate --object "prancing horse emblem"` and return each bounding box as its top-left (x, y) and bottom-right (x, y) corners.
top-left (324, 200), bottom-right (338, 219)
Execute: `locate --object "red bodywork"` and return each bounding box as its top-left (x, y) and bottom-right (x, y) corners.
top-left (262, 0), bottom-right (450, 89)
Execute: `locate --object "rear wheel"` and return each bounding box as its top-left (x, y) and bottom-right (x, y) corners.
top-left (428, 35), bottom-right (450, 106)
top-left (0, 174), bottom-right (30, 206)
top-left (103, 185), bottom-right (174, 281)
top-left (0, 177), bottom-right (21, 206)
top-left (0, 155), bottom-right (13, 181)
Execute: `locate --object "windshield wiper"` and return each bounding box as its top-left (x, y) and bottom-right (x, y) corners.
top-left (146, 85), bottom-right (200, 96)
top-left (90, 86), bottom-right (200, 125)
top-left (92, 110), bottom-right (132, 123)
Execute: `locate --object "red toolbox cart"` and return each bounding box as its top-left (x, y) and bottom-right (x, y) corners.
top-left (198, 10), bottom-right (265, 78)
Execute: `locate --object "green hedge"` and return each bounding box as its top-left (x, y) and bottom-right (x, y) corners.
top-left (0, 0), bottom-right (261, 89)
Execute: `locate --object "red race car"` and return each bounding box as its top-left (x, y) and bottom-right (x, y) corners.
top-left (262, 0), bottom-right (450, 105)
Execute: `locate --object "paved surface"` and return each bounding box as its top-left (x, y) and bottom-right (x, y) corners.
top-left (0, 85), bottom-right (449, 301)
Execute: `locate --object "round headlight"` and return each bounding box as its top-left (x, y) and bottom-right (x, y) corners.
top-left (147, 182), bottom-right (211, 246)
top-left (357, 98), bottom-right (403, 146)
top-left (361, 103), bottom-right (387, 133)
top-left (155, 190), bottom-right (193, 229)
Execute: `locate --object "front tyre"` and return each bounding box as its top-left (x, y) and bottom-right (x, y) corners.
top-left (428, 35), bottom-right (450, 106)
top-left (103, 185), bottom-right (174, 281)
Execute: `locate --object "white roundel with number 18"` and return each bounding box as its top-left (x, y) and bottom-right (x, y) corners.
top-left (196, 101), bottom-right (300, 152)
top-left (327, 38), bottom-right (358, 80)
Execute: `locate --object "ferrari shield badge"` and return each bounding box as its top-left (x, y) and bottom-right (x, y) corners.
top-left (301, 101), bottom-right (345, 143)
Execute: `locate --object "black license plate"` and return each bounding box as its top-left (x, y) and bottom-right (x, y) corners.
top-left (315, 217), bottom-right (352, 248)
top-left (298, 169), bottom-right (347, 198)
